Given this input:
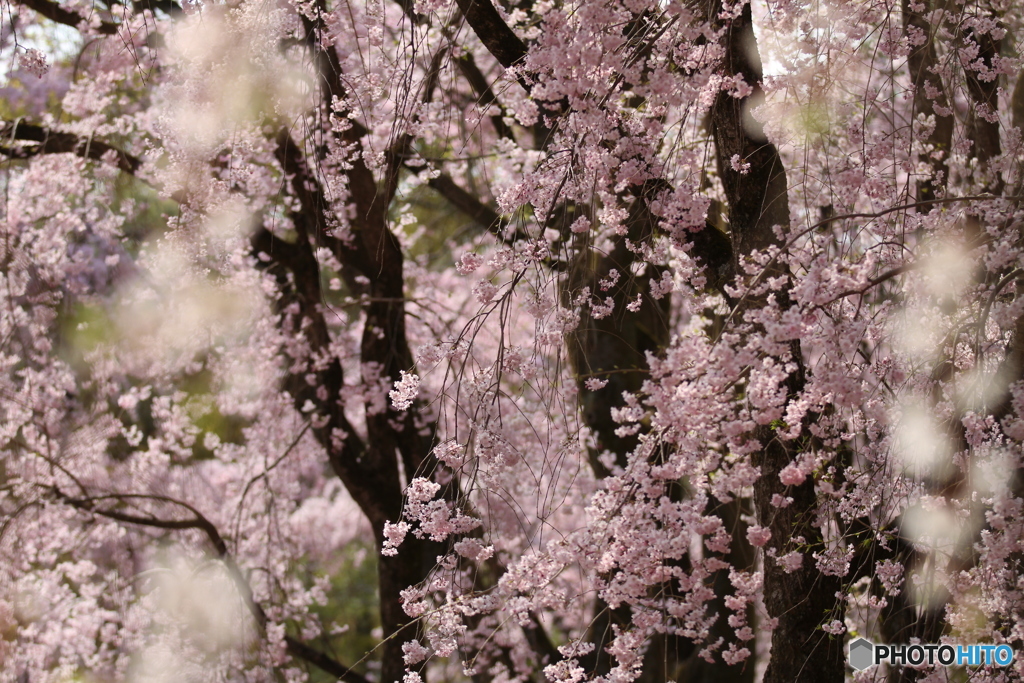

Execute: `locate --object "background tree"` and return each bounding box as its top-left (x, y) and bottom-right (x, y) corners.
top-left (1, 0), bottom-right (1024, 682)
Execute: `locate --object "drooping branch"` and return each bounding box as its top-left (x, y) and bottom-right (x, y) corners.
top-left (252, 134), bottom-right (378, 507)
top-left (249, 223), bottom-right (370, 479)
top-left (0, 120), bottom-right (141, 174)
top-left (380, 48), bottom-right (446, 224)
top-left (271, 130), bottom-right (333, 241)
top-left (424, 170), bottom-right (572, 272)
top-left (563, 181), bottom-right (671, 478)
top-left (822, 264), bottom-right (914, 304)
top-left (297, 9), bottom-right (369, 144)
top-left (387, 0), bottom-right (517, 141)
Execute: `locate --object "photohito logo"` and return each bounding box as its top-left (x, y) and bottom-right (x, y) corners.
top-left (848, 638), bottom-right (1015, 670)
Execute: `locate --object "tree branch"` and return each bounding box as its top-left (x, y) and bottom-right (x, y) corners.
top-left (297, 9), bottom-right (369, 143)
top-left (264, 141), bottom-right (430, 678)
top-left (424, 170), bottom-right (570, 271)
top-left (902, 0), bottom-right (953, 202)
top-left (57, 490), bottom-right (231, 554)
top-left (1, 120), bottom-right (141, 174)
top-left (249, 224), bottom-right (370, 475)
top-left (271, 129), bottom-right (372, 280)
top-left (964, 24), bottom-right (1002, 197)
top-left (284, 636), bottom-right (372, 683)
top-left (455, 53), bottom-right (516, 140)
top-left (453, 0), bottom-right (528, 70)
top-left (130, 0), bottom-right (182, 16)
top-left (426, 172), bottom-right (504, 234)
top-left (707, 4), bottom-right (842, 682)
top-left (14, 0), bottom-right (118, 34)
top-left (821, 263), bottom-right (913, 305)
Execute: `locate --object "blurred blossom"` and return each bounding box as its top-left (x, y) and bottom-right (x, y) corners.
top-left (126, 553), bottom-right (257, 683)
top-left (895, 311), bottom-right (937, 358)
top-left (161, 570), bottom-right (249, 650)
top-left (903, 503), bottom-right (958, 551)
top-left (204, 199), bottom-right (256, 255)
top-left (164, 7), bottom-right (313, 157)
top-left (894, 401), bottom-right (953, 481)
top-left (907, 553), bottom-right (951, 612)
top-left (152, 553), bottom-right (256, 653)
top-left (969, 447), bottom-right (1012, 497)
top-left (903, 503), bottom-right (960, 612)
top-left (112, 234), bottom-right (259, 360)
top-left (131, 643), bottom-right (209, 683)
top-left (953, 365), bottom-right (1009, 414)
top-left (921, 243), bottom-right (973, 305)
top-left (890, 245), bottom-right (971, 360)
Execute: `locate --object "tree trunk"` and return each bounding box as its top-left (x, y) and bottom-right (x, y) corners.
top-left (707, 3), bottom-right (846, 682)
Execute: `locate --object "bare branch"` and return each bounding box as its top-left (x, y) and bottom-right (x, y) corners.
top-left (130, 0), bottom-right (182, 16)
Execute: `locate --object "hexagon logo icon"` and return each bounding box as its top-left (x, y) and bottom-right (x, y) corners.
top-left (849, 638), bottom-right (875, 671)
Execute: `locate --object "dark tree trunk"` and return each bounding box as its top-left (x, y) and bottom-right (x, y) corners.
top-left (903, 0), bottom-right (954, 202)
top-left (707, 4), bottom-right (846, 682)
